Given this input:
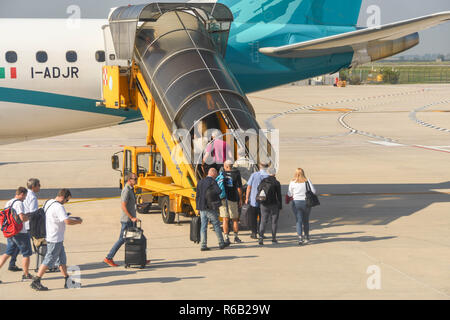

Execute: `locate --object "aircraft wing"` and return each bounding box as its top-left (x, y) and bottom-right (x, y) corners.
top-left (259, 11), bottom-right (450, 59)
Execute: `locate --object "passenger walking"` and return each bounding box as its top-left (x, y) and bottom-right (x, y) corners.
top-left (196, 167), bottom-right (228, 251)
top-left (8, 178), bottom-right (40, 272)
top-left (104, 173), bottom-right (148, 267)
top-left (287, 168), bottom-right (316, 245)
top-left (30, 189), bottom-right (83, 291)
top-left (221, 160), bottom-right (243, 245)
top-left (245, 162), bottom-right (270, 239)
top-left (257, 168), bottom-right (282, 245)
top-left (0, 187), bottom-right (33, 283)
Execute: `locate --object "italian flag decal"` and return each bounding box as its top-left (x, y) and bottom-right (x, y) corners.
top-left (0, 67), bottom-right (17, 79)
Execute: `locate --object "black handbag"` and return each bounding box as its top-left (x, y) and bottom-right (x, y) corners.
top-left (305, 181), bottom-right (320, 208)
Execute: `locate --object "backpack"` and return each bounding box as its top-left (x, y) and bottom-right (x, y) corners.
top-left (205, 182), bottom-right (222, 211)
top-left (0, 200), bottom-right (23, 238)
top-left (215, 171), bottom-right (227, 200)
top-left (28, 200), bottom-right (56, 240)
top-left (256, 177), bottom-right (278, 205)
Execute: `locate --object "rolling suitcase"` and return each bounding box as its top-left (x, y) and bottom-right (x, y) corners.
top-left (190, 215), bottom-right (201, 244)
top-left (239, 204), bottom-right (251, 230)
top-left (34, 242), bottom-right (47, 272)
top-left (124, 222), bottom-right (147, 269)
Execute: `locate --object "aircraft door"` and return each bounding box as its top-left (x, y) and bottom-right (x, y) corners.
top-left (101, 24), bottom-right (128, 67)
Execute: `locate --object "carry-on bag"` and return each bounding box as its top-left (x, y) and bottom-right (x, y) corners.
top-left (190, 215), bottom-right (201, 244)
top-left (124, 221), bottom-right (147, 269)
top-left (239, 204), bottom-right (251, 230)
top-left (305, 181), bottom-right (320, 208)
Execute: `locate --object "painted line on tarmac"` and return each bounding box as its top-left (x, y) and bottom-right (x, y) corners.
top-left (409, 99), bottom-right (450, 133)
top-left (262, 88), bottom-right (427, 130)
top-left (411, 145), bottom-right (450, 154)
top-left (368, 141), bottom-right (405, 147)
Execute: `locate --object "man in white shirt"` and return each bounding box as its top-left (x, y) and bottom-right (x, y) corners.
top-left (23, 178), bottom-right (40, 229)
top-left (30, 189), bottom-right (83, 291)
top-left (9, 178), bottom-right (41, 272)
top-left (0, 187), bottom-right (34, 283)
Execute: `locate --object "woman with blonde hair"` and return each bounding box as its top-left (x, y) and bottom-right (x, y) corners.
top-left (287, 168), bottom-right (316, 245)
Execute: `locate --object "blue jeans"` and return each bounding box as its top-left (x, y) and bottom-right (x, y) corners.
top-left (107, 221), bottom-right (133, 260)
top-left (200, 210), bottom-right (224, 248)
top-left (5, 232), bottom-right (33, 258)
top-left (291, 200), bottom-right (311, 237)
top-left (10, 229), bottom-right (29, 267)
top-left (9, 246), bottom-right (20, 268)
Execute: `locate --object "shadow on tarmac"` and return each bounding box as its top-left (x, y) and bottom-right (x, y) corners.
top-left (277, 181), bottom-right (450, 228)
top-left (80, 276), bottom-right (204, 288)
top-left (41, 256), bottom-right (258, 289)
top-left (38, 256), bottom-right (256, 286)
top-left (74, 255), bottom-right (257, 274)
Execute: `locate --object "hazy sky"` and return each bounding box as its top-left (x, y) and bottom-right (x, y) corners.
top-left (0, 0), bottom-right (448, 54)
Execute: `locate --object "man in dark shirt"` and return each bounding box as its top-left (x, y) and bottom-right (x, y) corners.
top-left (221, 160), bottom-right (243, 245)
top-left (196, 168), bottom-right (227, 251)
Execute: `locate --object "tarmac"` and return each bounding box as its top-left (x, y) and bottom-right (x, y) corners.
top-left (0, 84), bottom-right (449, 300)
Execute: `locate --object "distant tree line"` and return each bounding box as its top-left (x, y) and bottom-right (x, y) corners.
top-left (395, 53), bottom-right (450, 61)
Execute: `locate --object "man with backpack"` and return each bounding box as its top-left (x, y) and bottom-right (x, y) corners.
top-left (0, 187), bottom-right (33, 283)
top-left (196, 167), bottom-right (227, 251)
top-left (257, 168), bottom-right (282, 245)
top-left (8, 178), bottom-right (42, 273)
top-left (245, 162), bottom-right (270, 239)
top-left (30, 189), bottom-right (83, 291)
top-left (8, 178), bottom-right (41, 272)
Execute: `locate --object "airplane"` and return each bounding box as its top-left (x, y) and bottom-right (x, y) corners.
top-left (0, 0), bottom-right (449, 145)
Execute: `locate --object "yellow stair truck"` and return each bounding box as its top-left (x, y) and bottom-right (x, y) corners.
top-left (98, 3), bottom-right (276, 224)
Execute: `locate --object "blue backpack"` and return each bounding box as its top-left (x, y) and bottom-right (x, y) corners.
top-left (215, 172), bottom-right (227, 200)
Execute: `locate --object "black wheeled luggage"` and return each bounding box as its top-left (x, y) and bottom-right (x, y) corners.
top-left (239, 204), bottom-right (251, 230)
top-left (190, 215), bottom-right (201, 244)
top-left (34, 241), bottom-right (47, 272)
top-left (124, 222), bottom-right (147, 269)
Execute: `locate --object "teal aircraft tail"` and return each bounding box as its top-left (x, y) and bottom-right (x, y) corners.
top-left (221, 0), bottom-right (363, 26)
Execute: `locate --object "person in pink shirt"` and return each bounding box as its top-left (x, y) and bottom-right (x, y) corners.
top-left (203, 131), bottom-right (233, 173)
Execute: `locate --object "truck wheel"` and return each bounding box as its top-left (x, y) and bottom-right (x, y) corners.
top-left (160, 197), bottom-right (175, 224)
top-left (137, 203), bottom-right (151, 214)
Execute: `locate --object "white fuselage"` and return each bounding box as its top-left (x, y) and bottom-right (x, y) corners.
top-left (0, 19), bottom-right (134, 144)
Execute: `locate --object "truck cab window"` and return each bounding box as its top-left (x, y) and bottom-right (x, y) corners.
top-left (124, 150), bottom-right (132, 176)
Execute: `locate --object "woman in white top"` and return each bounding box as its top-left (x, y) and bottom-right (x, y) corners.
top-left (287, 168), bottom-right (316, 245)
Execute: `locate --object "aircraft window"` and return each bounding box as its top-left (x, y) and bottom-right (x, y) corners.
top-left (95, 50), bottom-right (105, 62)
top-left (5, 51), bottom-right (17, 63)
top-left (66, 51), bottom-right (77, 63)
top-left (36, 51), bottom-right (48, 63)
